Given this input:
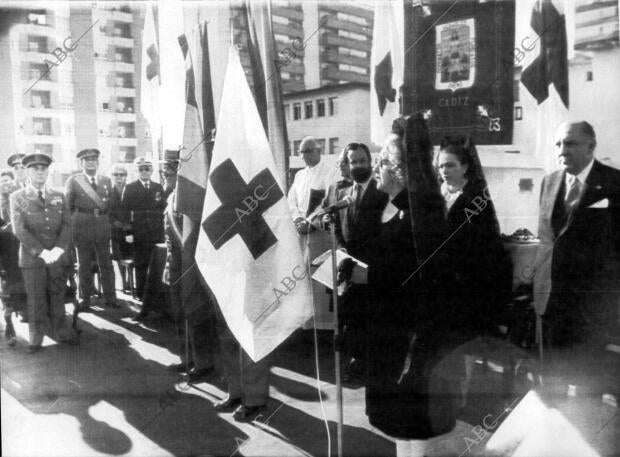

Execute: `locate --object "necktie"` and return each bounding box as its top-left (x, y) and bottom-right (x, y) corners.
top-left (38, 190), bottom-right (44, 204)
top-left (144, 181), bottom-right (150, 191)
top-left (352, 184), bottom-right (363, 218)
top-left (564, 176), bottom-right (581, 213)
top-left (90, 176), bottom-right (97, 190)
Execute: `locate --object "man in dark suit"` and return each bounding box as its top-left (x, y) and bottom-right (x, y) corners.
top-left (121, 157), bottom-right (166, 301)
top-left (7, 153), bottom-right (27, 189)
top-left (534, 121), bottom-right (620, 396)
top-left (65, 148), bottom-right (117, 309)
top-left (10, 153), bottom-right (78, 352)
top-left (322, 142), bottom-right (388, 381)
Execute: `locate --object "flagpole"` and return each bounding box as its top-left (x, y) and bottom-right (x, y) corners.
top-left (329, 218), bottom-right (344, 457)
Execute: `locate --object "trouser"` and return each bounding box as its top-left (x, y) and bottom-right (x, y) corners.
top-left (75, 236), bottom-right (116, 304)
top-left (340, 285), bottom-right (369, 361)
top-left (22, 265), bottom-right (75, 346)
top-left (217, 317), bottom-right (270, 406)
top-left (134, 240), bottom-right (156, 299)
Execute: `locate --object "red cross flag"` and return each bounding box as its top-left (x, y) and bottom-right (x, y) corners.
top-left (196, 47), bottom-right (313, 362)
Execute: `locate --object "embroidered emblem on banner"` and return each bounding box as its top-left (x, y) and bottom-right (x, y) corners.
top-left (435, 18), bottom-right (476, 92)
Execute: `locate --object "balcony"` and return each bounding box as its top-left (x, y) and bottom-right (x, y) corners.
top-left (272, 5), bottom-right (303, 22)
top-left (321, 49), bottom-right (368, 69)
top-left (319, 32), bottom-right (371, 53)
top-left (282, 79), bottom-right (305, 93)
top-left (273, 21), bottom-right (303, 38)
top-left (321, 15), bottom-right (371, 37)
top-left (318, 4), bottom-right (373, 21)
top-left (321, 66), bottom-right (369, 84)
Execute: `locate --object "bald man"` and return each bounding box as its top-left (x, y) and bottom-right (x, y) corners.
top-left (534, 121), bottom-right (620, 398)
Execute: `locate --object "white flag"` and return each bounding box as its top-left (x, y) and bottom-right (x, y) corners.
top-left (196, 47), bottom-right (313, 362)
top-left (370, 0), bottom-right (404, 145)
top-left (158, 0), bottom-right (186, 151)
top-left (140, 2), bottom-right (160, 154)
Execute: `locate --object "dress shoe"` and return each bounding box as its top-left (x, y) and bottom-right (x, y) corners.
top-left (213, 396), bottom-right (242, 412)
top-left (186, 366), bottom-right (214, 383)
top-left (134, 311), bottom-right (148, 321)
top-left (232, 404), bottom-right (265, 422)
top-left (76, 301), bottom-right (91, 313)
top-left (168, 362), bottom-right (194, 373)
top-left (60, 337), bottom-right (79, 346)
top-left (27, 345), bottom-right (42, 353)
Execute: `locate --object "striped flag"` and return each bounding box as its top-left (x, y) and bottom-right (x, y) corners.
top-left (243, 0), bottom-right (290, 190)
top-left (196, 47), bottom-right (312, 362)
top-left (140, 2), bottom-right (160, 155)
top-left (370, 0), bottom-right (404, 145)
top-left (174, 23), bottom-right (216, 314)
top-left (521, 0), bottom-right (569, 173)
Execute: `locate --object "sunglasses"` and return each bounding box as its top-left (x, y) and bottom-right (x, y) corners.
top-left (138, 166), bottom-right (152, 171)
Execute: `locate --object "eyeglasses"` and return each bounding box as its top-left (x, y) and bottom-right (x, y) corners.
top-left (112, 173), bottom-right (127, 177)
top-left (138, 167), bottom-right (152, 171)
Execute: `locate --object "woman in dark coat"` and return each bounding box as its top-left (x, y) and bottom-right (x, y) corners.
top-left (437, 137), bottom-right (512, 338)
top-left (437, 136), bottom-right (513, 405)
top-left (354, 133), bottom-right (457, 457)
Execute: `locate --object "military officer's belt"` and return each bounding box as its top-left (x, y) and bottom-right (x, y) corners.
top-left (76, 208), bottom-right (108, 217)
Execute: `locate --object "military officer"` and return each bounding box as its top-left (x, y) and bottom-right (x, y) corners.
top-left (121, 157), bottom-right (166, 301)
top-left (65, 148), bottom-right (117, 309)
top-left (7, 153), bottom-right (28, 189)
top-left (10, 153), bottom-right (78, 352)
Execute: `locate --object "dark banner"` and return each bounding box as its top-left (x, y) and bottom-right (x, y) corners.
top-left (403, 0), bottom-right (515, 144)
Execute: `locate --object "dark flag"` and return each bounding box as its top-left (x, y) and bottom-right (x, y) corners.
top-left (521, 0), bottom-right (569, 173)
top-left (404, 0), bottom-right (515, 145)
top-left (174, 22), bottom-right (215, 316)
top-left (243, 0), bottom-right (290, 189)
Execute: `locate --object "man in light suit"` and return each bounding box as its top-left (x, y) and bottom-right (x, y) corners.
top-left (534, 121), bottom-right (620, 396)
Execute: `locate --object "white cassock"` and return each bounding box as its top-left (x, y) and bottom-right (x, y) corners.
top-left (287, 158), bottom-right (338, 329)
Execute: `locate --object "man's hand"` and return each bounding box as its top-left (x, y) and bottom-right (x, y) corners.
top-left (162, 266), bottom-right (170, 286)
top-left (39, 249), bottom-right (54, 264)
top-left (337, 257), bottom-right (357, 285)
top-left (294, 217), bottom-right (310, 235)
top-left (48, 247), bottom-right (65, 263)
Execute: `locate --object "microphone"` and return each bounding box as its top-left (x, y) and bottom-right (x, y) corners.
top-left (307, 195), bottom-right (354, 221)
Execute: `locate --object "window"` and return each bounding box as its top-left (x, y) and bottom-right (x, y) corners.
top-left (117, 122), bottom-right (135, 138)
top-left (28, 63), bottom-right (50, 80)
top-left (27, 35), bottom-right (47, 52)
top-left (329, 137), bottom-right (339, 155)
top-left (272, 16), bottom-right (289, 25)
top-left (34, 144), bottom-right (53, 155)
top-left (27, 12), bottom-right (47, 26)
top-left (339, 47), bottom-right (367, 58)
top-left (293, 140), bottom-right (302, 156)
top-left (293, 103), bottom-right (301, 120)
top-left (119, 146), bottom-right (136, 162)
top-left (102, 102), bottom-right (109, 111)
top-left (304, 101), bottom-right (313, 119)
top-left (33, 117), bottom-right (51, 135)
top-left (31, 90), bottom-right (50, 108)
top-left (316, 139), bottom-right (326, 154)
top-left (339, 63), bottom-right (367, 75)
top-left (586, 71), bottom-right (593, 81)
top-left (338, 30), bottom-right (366, 41)
top-left (283, 104), bottom-right (290, 121)
top-left (337, 12), bottom-right (367, 26)
top-left (317, 99), bottom-right (325, 117)
top-left (328, 97), bottom-right (337, 116)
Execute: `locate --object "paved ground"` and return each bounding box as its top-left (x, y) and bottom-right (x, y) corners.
top-left (1, 291), bottom-right (619, 457)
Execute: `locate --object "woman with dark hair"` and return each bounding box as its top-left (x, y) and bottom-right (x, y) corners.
top-left (437, 136), bottom-right (513, 403)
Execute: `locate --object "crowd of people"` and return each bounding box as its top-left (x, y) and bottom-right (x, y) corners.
top-left (1, 118), bottom-right (619, 456)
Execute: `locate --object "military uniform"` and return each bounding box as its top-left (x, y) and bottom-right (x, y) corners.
top-left (10, 165), bottom-right (76, 348)
top-left (65, 171), bottom-right (116, 306)
top-left (121, 177), bottom-right (166, 299)
top-left (164, 191), bottom-right (216, 377)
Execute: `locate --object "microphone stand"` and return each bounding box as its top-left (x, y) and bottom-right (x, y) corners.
top-left (308, 208), bottom-right (345, 457)
top-left (327, 213), bottom-right (344, 457)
